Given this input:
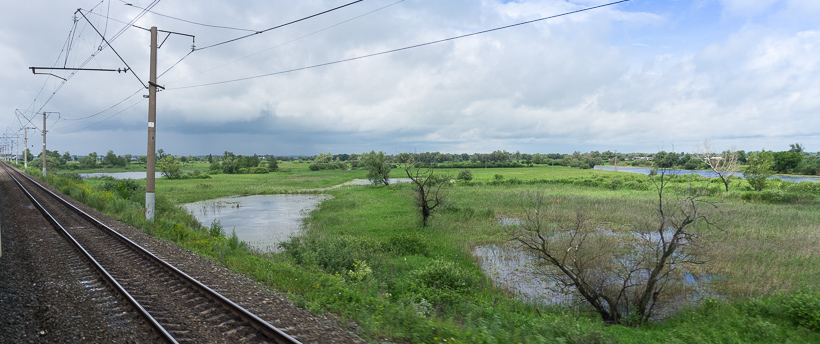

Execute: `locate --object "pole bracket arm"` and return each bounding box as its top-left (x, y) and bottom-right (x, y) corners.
top-left (148, 81), bottom-right (165, 90)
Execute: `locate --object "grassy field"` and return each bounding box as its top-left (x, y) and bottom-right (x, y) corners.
top-left (32, 162), bottom-right (820, 343)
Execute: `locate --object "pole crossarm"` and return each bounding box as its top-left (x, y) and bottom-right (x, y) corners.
top-left (30, 67), bottom-right (130, 73)
top-left (76, 9), bottom-right (147, 88)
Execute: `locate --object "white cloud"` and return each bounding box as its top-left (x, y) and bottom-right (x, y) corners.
top-left (2, 0), bottom-right (819, 155)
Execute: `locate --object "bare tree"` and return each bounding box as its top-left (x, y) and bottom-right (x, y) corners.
top-left (508, 172), bottom-right (717, 325)
top-left (697, 139), bottom-right (739, 192)
top-left (400, 153), bottom-right (449, 227)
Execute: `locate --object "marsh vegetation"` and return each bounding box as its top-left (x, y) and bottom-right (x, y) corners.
top-left (20, 157), bottom-right (820, 343)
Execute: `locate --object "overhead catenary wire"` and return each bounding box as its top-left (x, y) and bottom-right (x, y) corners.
top-left (23, 0), bottom-right (365, 127)
top-left (163, 0), bottom-right (406, 85)
top-left (21, 1), bottom-right (160, 130)
top-left (58, 97), bottom-right (146, 134)
top-left (172, 0), bottom-right (630, 90)
top-left (42, 1), bottom-right (374, 134)
top-left (77, 9), bottom-right (147, 88)
top-left (60, 88), bottom-right (143, 121)
top-left (122, 1), bottom-right (257, 32)
top-left (194, 0), bottom-right (367, 51)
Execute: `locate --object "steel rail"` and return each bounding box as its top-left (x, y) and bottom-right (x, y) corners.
top-left (0, 161), bottom-right (177, 344)
top-left (2, 162), bottom-right (301, 344)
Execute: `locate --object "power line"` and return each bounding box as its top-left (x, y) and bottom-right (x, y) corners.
top-left (60, 88), bottom-right (143, 121)
top-left (173, 0), bottom-right (630, 90)
top-left (194, 0), bottom-right (367, 51)
top-left (122, 2), bottom-right (257, 32)
top-left (163, 0), bottom-right (405, 85)
top-left (58, 96), bottom-right (146, 134)
top-left (21, 2), bottom-right (160, 126)
top-left (77, 9), bottom-right (147, 88)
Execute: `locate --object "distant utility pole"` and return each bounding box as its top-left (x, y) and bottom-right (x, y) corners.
top-left (2, 134), bottom-right (20, 164)
top-left (42, 112), bottom-right (47, 176)
top-left (146, 26), bottom-right (158, 221)
top-left (22, 126), bottom-right (36, 169)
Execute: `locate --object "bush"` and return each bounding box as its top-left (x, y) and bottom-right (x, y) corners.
top-left (404, 259), bottom-right (480, 306)
top-left (782, 290), bottom-right (820, 331)
top-left (384, 232), bottom-right (429, 256)
top-left (208, 220), bottom-right (225, 238)
top-left (456, 169), bottom-right (473, 181)
top-left (309, 162), bottom-right (348, 171)
top-left (409, 259), bottom-right (477, 292)
top-left (280, 235), bottom-right (381, 274)
top-left (98, 178), bottom-right (144, 202)
top-left (57, 172), bottom-right (83, 182)
top-left (741, 189), bottom-right (800, 204)
top-left (180, 170), bottom-right (211, 179)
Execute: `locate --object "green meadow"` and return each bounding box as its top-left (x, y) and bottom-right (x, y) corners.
top-left (32, 162), bottom-right (820, 343)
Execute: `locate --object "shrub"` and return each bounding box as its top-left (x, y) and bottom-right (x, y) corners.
top-left (180, 170), bottom-right (211, 179)
top-left (456, 169), bottom-right (473, 181)
top-left (384, 232), bottom-right (429, 256)
top-left (404, 259), bottom-right (480, 306)
top-left (741, 189), bottom-right (799, 204)
top-left (228, 229), bottom-right (243, 250)
top-left (57, 172), bottom-right (83, 182)
top-left (280, 235), bottom-right (382, 274)
top-left (409, 259), bottom-right (477, 292)
top-left (99, 178), bottom-right (144, 201)
top-left (782, 290), bottom-right (820, 331)
top-left (309, 162), bottom-right (348, 171)
top-left (208, 220), bottom-right (225, 238)
top-left (346, 260), bottom-right (373, 282)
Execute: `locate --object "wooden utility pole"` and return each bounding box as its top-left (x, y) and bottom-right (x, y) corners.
top-left (42, 112), bottom-right (47, 177)
top-left (146, 26), bottom-right (158, 221)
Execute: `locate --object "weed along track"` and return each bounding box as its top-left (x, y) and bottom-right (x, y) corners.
top-left (0, 161), bottom-right (302, 343)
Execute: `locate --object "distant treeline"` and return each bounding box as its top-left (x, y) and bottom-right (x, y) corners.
top-left (22, 144), bottom-right (820, 176)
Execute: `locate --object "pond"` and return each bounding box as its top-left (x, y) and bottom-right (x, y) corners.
top-left (593, 166), bottom-right (820, 183)
top-left (477, 218), bottom-right (718, 311)
top-left (344, 178), bottom-right (413, 186)
top-left (473, 244), bottom-right (571, 305)
top-left (183, 194), bottom-right (331, 253)
top-left (80, 172), bottom-right (163, 180)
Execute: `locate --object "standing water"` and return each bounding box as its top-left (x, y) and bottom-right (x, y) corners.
top-left (183, 194), bottom-right (330, 252)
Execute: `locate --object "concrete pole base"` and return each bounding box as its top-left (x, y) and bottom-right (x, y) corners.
top-left (146, 192), bottom-right (156, 221)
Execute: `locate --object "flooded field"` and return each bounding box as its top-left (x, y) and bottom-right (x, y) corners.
top-left (477, 217), bottom-right (716, 312)
top-left (473, 244), bottom-right (572, 305)
top-left (183, 194), bottom-right (330, 252)
top-left (594, 165), bottom-right (820, 183)
top-left (80, 172), bottom-right (163, 179)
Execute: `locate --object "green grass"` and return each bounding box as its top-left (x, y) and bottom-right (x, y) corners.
top-left (27, 163), bottom-right (820, 343)
top-left (156, 161), bottom-right (368, 203)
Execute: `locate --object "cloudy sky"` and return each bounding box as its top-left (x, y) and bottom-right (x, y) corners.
top-left (1, 0), bottom-right (819, 157)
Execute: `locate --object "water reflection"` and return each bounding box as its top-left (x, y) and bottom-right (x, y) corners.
top-left (183, 194), bottom-right (330, 253)
top-left (473, 244), bottom-right (571, 305)
top-left (593, 166), bottom-right (819, 183)
top-left (473, 242), bottom-right (717, 313)
top-left (80, 172), bottom-right (164, 179)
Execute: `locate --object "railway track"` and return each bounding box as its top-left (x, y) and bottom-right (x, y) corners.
top-left (1, 161), bottom-right (301, 344)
